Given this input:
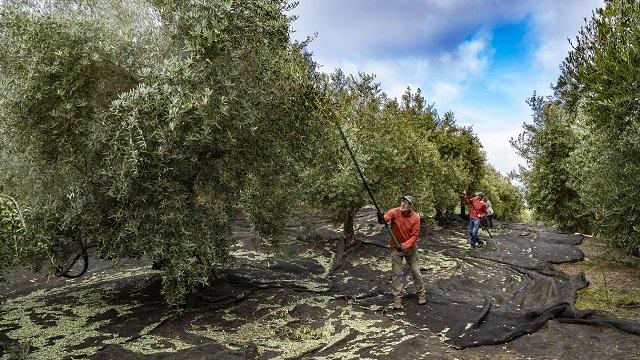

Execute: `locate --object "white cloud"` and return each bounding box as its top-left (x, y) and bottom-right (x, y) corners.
top-left (478, 128), bottom-right (525, 175)
top-left (454, 31), bottom-right (493, 78)
top-left (454, 103), bottom-right (531, 176)
top-left (291, 0), bottom-right (537, 57)
top-left (289, 0), bottom-right (606, 177)
top-left (431, 81), bottom-right (460, 105)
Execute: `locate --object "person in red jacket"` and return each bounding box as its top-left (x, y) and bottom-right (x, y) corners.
top-left (377, 195), bottom-right (426, 310)
top-left (463, 191), bottom-right (487, 249)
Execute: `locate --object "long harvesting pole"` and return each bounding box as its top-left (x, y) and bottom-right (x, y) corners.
top-left (336, 123), bottom-right (401, 248)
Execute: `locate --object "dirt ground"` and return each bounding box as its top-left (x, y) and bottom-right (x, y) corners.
top-left (1, 212), bottom-right (639, 359)
top-left (554, 235), bottom-right (640, 322)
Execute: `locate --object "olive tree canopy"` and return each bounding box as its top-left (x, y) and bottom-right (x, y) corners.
top-left (0, 0), bottom-right (325, 303)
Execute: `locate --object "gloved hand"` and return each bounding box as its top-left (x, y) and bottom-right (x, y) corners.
top-left (396, 244), bottom-right (404, 252)
top-left (377, 211), bottom-right (385, 224)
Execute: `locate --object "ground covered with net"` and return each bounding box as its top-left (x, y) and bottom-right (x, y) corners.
top-left (1, 207), bottom-right (639, 359)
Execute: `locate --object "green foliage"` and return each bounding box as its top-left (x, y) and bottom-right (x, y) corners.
top-left (555, 0), bottom-right (640, 256)
top-left (0, 0), bottom-right (138, 277)
top-left (303, 69), bottom-right (524, 244)
top-left (371, 87), bottom-right (444, 212)
top-left (0, 0), bottom-right (526, 305)
top-left (0, 338), bottom-right (32, 360)
top-left (478, 166), bottom-right (524, 221)
top-left (428, 110), bottom-right (488, 215)
top-left (299, 70), bottom-right (385, 230)
top-left (302, 75), bottom-right (448, 242)
top-left (567, 115), bottom-right (640, 255)
top-left (513, 0), bottom-right (640, 256)
top-left (0, 196), bottom-right (24, 280)
top-left (511, 93), bottom-right (590, 231)
top-left (0, 0), bottom-right (323, 304)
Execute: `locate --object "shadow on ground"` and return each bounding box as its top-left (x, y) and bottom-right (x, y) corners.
top-left (1, 207), bottom-right (640, 359)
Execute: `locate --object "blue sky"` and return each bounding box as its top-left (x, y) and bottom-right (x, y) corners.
top-left (288, 0), bottom-right (604, 178)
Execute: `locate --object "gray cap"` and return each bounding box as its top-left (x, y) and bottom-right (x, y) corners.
top-left (475, 192), bottom-right (485, 198)
top-left (400, 195), bottom-right (415, 206)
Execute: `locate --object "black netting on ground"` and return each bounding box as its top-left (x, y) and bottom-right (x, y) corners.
top-left (220, 207), bottom-right (640, 350)
top-left (1, 207), bottom-right (639, 359)
top-left (330, 209), bottom-right (639, 348)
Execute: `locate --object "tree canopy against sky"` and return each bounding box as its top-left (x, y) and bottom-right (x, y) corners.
top-left (514, 0), bottom-right (640, 257)
top-left (0, 0), bottom-right (525, 303)
top-left (0, 0), bottom-right (327, 303)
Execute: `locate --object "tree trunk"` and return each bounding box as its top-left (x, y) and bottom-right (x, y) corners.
top-left (331, 209), bottom-right (355, 271)
top-left (343, 209), bottom-right (355, 247)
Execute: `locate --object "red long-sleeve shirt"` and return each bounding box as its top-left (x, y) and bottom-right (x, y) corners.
top-left (383, 208), bottom-right (420, 249)
top-left (464, 196), bottom-right (487, 220)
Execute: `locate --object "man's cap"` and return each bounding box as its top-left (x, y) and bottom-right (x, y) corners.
top-left (475, 192), bottom-right (485, 198)
top-left (400, 195), bottom-right (415, 206)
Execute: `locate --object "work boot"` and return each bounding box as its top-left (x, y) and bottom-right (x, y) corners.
top-left (393, 296), bottom-right (403, 310)
top-left (418, 292), bottom-right (427, 305)
top-left (477, 240), bottom-right (485, 247)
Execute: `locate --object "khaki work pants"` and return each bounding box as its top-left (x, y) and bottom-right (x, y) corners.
top-left (390, 245), bottom-right (425, 297)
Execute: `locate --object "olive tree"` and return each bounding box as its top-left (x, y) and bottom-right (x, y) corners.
top-left (428, 110), bottom-right (488, 217)
top-left (555, 0), bottom-right (640, 255)
top-left (302, 75), bottom-right (445, 264)
top-left (0, 0), bottom-right (145, 278)
top-left (510, 93), bottom-right (588, 231)
top-left (300, 70), bottom-right (390, 252)
top-left (0, 0), bottom-right (324, 304)
top-left (478, 165), bottom-right (524, 221)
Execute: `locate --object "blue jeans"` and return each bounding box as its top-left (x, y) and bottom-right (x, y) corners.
top-left (469, 219), bottom-right (481, 245)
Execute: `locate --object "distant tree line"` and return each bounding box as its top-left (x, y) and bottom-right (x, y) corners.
top-left (0, 0), bottom-right (521, 304)
top-left (512, 0), bottom-right (640, 258)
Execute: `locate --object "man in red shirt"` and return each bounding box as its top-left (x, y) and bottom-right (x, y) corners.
top-left (463, 191), bottom-right (487, 249)
top-left (377, 195), bottom-right (426, 310)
